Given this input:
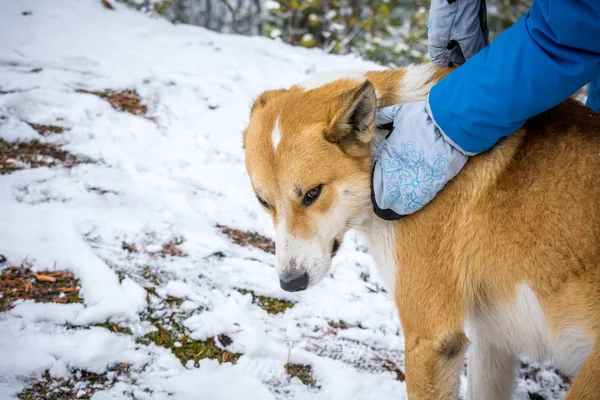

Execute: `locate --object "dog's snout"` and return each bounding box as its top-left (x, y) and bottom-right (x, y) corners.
top-left (280, 271), bottom-right (309, 292)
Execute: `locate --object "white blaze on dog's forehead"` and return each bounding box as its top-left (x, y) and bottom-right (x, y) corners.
top-left (271, 117), bottom-right (281, 152)
top-left (299, 70), bottom-right (367, 90)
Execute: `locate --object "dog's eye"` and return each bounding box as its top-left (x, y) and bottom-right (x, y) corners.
top-left (257, 196), bottom-right (269, 209)
top-left (303, 185), bottom-right (322, 207)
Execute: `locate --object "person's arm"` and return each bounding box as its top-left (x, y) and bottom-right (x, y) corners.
top-left (429, 0), bottom-right (600, 155)
top-left (372, 0), bottom-right (600, 219)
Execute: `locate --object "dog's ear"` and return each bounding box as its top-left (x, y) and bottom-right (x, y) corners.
top-left (324, 80), bottom-right (377, 145)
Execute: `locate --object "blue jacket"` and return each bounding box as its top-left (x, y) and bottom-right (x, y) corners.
top-left (428, 0), bottom-right (600, 155)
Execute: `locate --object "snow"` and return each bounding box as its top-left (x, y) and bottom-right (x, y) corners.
top-left (0, 1), bottom-right (569, 399)
top-left (264, 0), bottom-right (281, 10)
top-left (0, 117), bottom-right (40, 142)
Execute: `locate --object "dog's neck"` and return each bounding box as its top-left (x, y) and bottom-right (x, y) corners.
top-left (355, 65), bottom-right (452, 296)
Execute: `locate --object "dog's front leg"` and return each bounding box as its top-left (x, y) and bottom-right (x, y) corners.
top-left (397, 272), bottom-right (468, 399)
top-left (402, 329), bottom-right (468, 400)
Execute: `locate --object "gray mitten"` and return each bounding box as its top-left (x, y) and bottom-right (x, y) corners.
top-left (428, 0), bottom-right (489, 66)
top-left (371, 101), bottom-right (468, 219)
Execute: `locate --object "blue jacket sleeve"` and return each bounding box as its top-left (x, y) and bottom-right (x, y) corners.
top-left (428, 0), bottom-right (600, 155)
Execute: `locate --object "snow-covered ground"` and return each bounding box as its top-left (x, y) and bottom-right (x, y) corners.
top-left (0, 1), bottom-right (569, 399)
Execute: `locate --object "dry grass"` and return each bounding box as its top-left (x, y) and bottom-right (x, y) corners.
top-left (101, 0), bottom-right (114, 10)
top-left (159, 237), bottom-right (186, 257)
top-left (377, 357), bottom-right (405, 382)
top-left (27, 123), bottom-right (65, 136)
top-left (77, 89), bottom-right (152, 119)
top-left (327, 320), bottom-right (349, 330)
top-left (122, 237), bottom-right (186, 257)
top-left (0, 265), bottom-right (81, 312)
top-left (217, 224), bottom-right (275, 254)
top-left (121, 241), bottom-right (137, 253)
top-left (286, 363), bottom-right (316, 387)
top-left (0, 138), bottom-right (90, 174)
top-left (18, 364), bottom-right (133, 400)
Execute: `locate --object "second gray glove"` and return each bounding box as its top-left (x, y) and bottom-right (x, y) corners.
top-left (428, 0), bottom-right (489, 67)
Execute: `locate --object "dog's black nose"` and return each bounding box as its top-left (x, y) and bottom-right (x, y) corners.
top-left (280, 272), bottom-right (309, 292)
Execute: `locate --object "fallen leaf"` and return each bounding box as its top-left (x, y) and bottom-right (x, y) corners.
top-left (101, 0), bottom-right (114, 10)
top-left (35, 274), bottom-right (57, 283)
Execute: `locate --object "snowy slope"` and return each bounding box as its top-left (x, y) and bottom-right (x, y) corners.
top-left (0, 1), bottom-right (568, 399)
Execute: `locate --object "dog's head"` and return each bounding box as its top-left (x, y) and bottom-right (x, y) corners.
top-left (243, 77), bottom-right (378, 291)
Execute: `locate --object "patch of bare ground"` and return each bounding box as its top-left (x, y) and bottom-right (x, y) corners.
top-left (17, 364), bottom-right (136, 400)
top-left (156, 237), bottom-right (186, 257)
top-left (217, 224), bottom-right (275, 254)
top-left (121, 237), bottom-right (186, 258)
top-left (27, 123), bottom-right (65, 136)
top-left (77, 89), bottom-right (153, 120)
top-left (135, 290), bottom-right (242, 366)
top-left (121, 241), bottom-right (138, 253)
top-left (285, 363), bottom-right (317, 387)
top-left (0, 138), bottom-right (91, 174)
top-left (0, 264), bottom-right (81, 312)
top-left (236, 288), bottom-right (294, 315)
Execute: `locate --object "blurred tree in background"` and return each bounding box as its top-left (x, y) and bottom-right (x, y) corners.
top-left (118, 0), bottom-right (532, 66)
